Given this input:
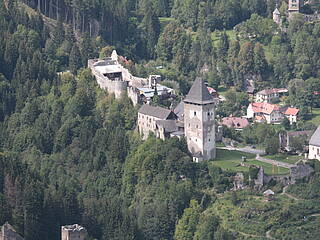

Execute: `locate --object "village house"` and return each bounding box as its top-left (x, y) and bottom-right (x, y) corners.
top-left (221, 116), bottom-right (249, 130)
top-left (255, 88), bottom-right (288, 103)
top-left (282, 107), bottom-right (299, 124)
top-left (247, 102), bottom-right (300, 125)
top-left (138, 77), bottom-right (216, 162)
top-left (309, 126), bottom-right (320, 160)
top-left (247, 102), bottom-right (283, 124)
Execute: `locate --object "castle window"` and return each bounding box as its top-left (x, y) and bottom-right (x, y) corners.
top-left (194, 111), bottom-right (196, 116)
top-left (209, 138), bottom-right (211, 142)
top-left (189, 123), bottom-right (191, 127)
top-left (208, 112), bottom-right (210, 116)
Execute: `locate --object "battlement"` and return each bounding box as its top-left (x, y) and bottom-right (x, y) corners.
top-left (61, 224), bottom-right (87, 240)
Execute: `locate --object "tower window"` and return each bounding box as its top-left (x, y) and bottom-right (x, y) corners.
top-left (194, 111), bottom-right (196, 116)
top-left (208, 112), bottom-right (210, 116)
top-left (209, 138), bottom-right (211, 142)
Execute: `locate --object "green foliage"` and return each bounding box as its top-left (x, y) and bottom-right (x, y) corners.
top-left (174, 199), bottom-right (201, 240)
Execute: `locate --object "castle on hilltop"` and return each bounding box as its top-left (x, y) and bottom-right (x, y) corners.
top-left (273, 0), bottom-right (320, 24)
top-left (88, 50), bottom-right (174, 105)
top-left (138, 77), bottom-right (216, 162)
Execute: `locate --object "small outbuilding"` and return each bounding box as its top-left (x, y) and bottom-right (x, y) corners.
top-left (263, 189), bottom-right (275, 201)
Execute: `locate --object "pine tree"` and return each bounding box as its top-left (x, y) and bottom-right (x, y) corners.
top-left (69, 44), bottom-right (82, 74)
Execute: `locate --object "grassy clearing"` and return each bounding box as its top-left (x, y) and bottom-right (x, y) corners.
top-left (212, 149), bottom-right (289, 175)
top-left (248, 160), bottom-right (290, 175)
top-left (217, 86), bottom-right (231, 97)
top-left (159, 17), bottom-right (174, 31)
top-left (265, 154), bottom-right (301, 164)
top-left (211, 30), bottom-right (236, 47)
top-left (211, 190), bottom-right (320, 239)
top-left (308, 108), bottom-right (320, 126)
top-left (215, 149), bottom-right (256, 161)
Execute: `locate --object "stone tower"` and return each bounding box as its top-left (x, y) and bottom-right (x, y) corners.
top-left (273, 7), bottom-right (281, 24)
top-left (61, 224), bottom-right (87, 240)
top-left (184, 77), bottom-right (216, 162)
top-left (288, 0), bottom-right (304, 15)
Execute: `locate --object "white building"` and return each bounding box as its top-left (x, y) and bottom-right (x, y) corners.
top-left (255, 88), bottom-right (288, 103)
top-left (247, 102), bottom-right (283, 124)
top-left (309, 126), bottom-right (320, 160)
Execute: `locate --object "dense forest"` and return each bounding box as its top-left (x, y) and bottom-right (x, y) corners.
top-left (1, 0), bottom-right (320, 239)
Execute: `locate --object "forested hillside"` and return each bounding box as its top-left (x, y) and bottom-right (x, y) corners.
top-left (1, 0), bottom-right (320, 239)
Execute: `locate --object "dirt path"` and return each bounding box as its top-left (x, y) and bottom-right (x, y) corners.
top-left (266, 230), bottom-right (276, 240)
top-left (281, 185), bottom-right (301, 200)
top-left (255, 155), bottom-right (295, 169)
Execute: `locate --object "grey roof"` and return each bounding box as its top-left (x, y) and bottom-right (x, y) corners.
top-left (184, 77), bottom-right (214, 105)
top-left (156, 120), bottom-right (178, 133)
top-left (310, 126), bottom-right (320, 147)
top-left (138, 104), bottom-right (175, 119)
top-left (174, 101), bottom-right (184, 121)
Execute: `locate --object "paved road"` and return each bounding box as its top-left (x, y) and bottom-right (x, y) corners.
top-left (256, 155), bottom-right (295, 169)
top-left (218, 146), bottom-right (266, 155)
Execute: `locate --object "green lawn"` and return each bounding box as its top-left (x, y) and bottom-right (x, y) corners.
top-left (212, 149), bottom-right (290, 175)
top-left (159, 17), bottom-right (174, 31)
top-left (309, 108), bottom-right (320, 126)
top-left (215, 149), bottom-right (256, 161)
top-left (217, 86), bottom-right (231, 97)
top-left (248, 160), bottom-right (290, 175)
top-left (265, 154), bottom-right (301, 164)
top-left (211, 191), bottom-right (320, 239)
top-left (211, 30), bottom-right (236, 47)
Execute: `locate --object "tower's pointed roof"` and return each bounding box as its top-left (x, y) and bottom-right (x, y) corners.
top-left (183, 77), bottom-right (214, 104)
top-left (273, 8), bottom-right (280, 15)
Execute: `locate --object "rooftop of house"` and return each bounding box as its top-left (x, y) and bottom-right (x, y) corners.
top-left (250, 102), bottom-right (280, 115)
top-left (207, 87), bottom-right (217, 94)
top-left (155, 120), bottom-right (178, 133)
top-left (174, 101), bottom-right (184, 121)
top-left (287, 130), bottom-right (313, 137)
top-left (283, 107), bottom-right (299, 116)
top-left (137, 85), bottom-right (172, 99)
top-left (138, 104), bottom-right (176, 120)
top-left (310, 126), bottom-right (320, 147)
top-left (184, 77), bottom-right (215, 105)
top-left (257, 88), bottom-right (288, 96)
top-left (222, 117), bottom-right (249, 129)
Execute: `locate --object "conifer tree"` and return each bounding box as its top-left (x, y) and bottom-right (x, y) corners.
top-left (69, 44), bottom-right (82, 74)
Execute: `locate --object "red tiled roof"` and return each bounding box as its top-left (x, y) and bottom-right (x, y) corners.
top-left (284, 107), bottom-right (299, 116)
top-left (221, 117), bottom-right (249, 129)
top-left (251, 102), bottom-right (279, 115)
top-left (207, 87), bottom-right (217, 94)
